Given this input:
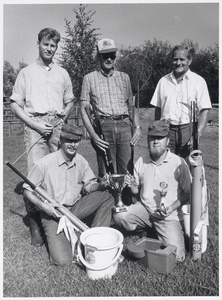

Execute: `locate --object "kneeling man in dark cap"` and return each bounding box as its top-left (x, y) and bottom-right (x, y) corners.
top-left (113, 120), bottom-right (191, 262)
top-left (23, 123), bottom-right (115, 265)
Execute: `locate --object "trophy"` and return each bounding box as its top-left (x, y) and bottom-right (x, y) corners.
top-left (109, 174), bottom-right (128, 213)
top-left (159, 182), bottom-right (168, 213)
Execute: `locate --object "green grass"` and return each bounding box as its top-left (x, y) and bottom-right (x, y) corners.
top-left (3, 108), bottom-right (219, 297)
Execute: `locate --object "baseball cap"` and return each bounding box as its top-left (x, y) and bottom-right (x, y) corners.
top-left (97, 38), bottom-right (117, 53)
top-left (60, 124), bottom-right (83, 141)
top-left (147, 120), bottom-right (169, 137)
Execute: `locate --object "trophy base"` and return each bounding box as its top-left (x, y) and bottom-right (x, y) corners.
top-left (113, 206), bottom-right (128, 213)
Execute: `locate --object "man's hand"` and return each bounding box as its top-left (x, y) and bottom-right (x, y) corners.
top-left (156, 205), bottom-right (173, 217)
top-left (92, 134), bottom-right (110, 151)
top-left (99, 173), bottom-right (110, 188)
top-left (130, 127), bottom-right (141, 146)
top-left (123, 173), bottom-right (139, 195)
top-left (40, 201), bottom-right (63, 219)
top-left (33, 121), bottom-right (53, 136)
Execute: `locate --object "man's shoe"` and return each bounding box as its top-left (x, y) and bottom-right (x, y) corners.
top-left (29, 213), bottom-right (43, 247)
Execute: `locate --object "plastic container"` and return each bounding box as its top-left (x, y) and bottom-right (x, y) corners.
top-left (77, 227), bottom-right (123, 280)
top-left (128, 237), bottom-right (177, 274)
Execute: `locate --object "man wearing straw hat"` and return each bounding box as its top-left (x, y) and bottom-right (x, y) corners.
top-left (22, 123), bottom-right (115, 266)
top-left (113, 120), bottom-right (191, 262)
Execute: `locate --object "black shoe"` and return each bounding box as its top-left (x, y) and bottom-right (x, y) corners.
top-left (29, 212), bottom-right (43, 247)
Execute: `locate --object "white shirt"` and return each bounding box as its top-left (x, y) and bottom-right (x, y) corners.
top-left (150, 69), bottom-right (212, 125)
top-left (134, 150), bottom-right (191, 221)
top-left (10, 60), bottom-right (74, 116)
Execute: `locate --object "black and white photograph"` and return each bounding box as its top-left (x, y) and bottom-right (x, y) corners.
top-left (2, 0), bottom-right (219, 297)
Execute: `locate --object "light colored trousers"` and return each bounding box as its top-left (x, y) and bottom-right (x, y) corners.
top-left (113, 201), bottom-right (186, 261)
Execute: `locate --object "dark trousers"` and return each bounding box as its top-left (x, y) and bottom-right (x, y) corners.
top-left (168, 124), bottom-right (192, 163)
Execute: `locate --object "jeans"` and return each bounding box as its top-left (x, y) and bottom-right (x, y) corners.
top-left (92, 117), bottom-right (133, 177)
top-left (24, 115), bottom-right (63, 213)
top-left (168, 124), bottom-right (191, 164)
top-left (40, 190), bottom-right (115, 265)
top-left (113, 201), bottom-right (186, 261)
top-left (24, 115), bottom-right (63, 172)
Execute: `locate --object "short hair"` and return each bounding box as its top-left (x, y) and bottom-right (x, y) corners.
top-left (38, 28), bottom-right (61, 44)
top-left (171, 45), bottom-right (195, 60)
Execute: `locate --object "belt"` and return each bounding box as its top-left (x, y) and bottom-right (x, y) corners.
top-left (170, 124), bottom-right (190, 128)
top-left (100, 115), bottom-right (129, 120)
top-left (32, 113), bottom-right (64, 118)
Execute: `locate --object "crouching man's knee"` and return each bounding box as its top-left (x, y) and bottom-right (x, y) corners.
top-left (49, 252), bottom-right (73, 266)
top-left (113, 212), bottom-right (137, 231)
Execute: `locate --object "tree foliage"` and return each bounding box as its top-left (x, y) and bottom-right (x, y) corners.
top-left (3, 60), bottom-right (28, 98)
top-left (3, 61), bottom-right (17, 98)
top-left (58, 4), bottom-right (100, 103)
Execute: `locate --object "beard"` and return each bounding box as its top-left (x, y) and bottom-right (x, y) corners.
top-left (149, 146), bottom-right (166, 161)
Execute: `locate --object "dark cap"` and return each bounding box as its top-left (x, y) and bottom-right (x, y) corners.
top-left (60, 123), bottom-right (83, 141)
top-left (147, 120), bottom-right (169, 137)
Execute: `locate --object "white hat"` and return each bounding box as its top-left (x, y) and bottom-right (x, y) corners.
top-left (97, 38), bottom-right (117, 53)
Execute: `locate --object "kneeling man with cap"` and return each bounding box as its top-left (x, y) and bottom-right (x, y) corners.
top-left (23, 123), bottom-right (115, 265)
top-left (113, 120), bottom-right (191, 262)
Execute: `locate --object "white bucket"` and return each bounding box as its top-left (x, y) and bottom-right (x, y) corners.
top-left (77, 227), bottom-right (123, 280)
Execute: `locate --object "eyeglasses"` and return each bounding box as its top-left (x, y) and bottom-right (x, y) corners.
top-left (100, 53), bottom-right (116, 60)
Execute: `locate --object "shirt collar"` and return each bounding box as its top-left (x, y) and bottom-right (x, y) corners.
top-left (99, 67), bottom-right (115, 77)
top-left (148, 148), bottom-right (172, 165)
top-left (36, 58), bottom-right (54, 70)
top-left (169, 69), bottom-right (191, 81)
top-left (57, 149), bottom-right (76, 167)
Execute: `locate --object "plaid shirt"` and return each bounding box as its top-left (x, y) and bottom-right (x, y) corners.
top-left (80, 69), bottom-right (133, 116)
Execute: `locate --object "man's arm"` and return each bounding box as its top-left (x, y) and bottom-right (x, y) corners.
top-left (23, 189), bottom-right (62, 218)
top-left (130, 106), bottom-right (141, 146)
top-left (165, 192), bottom-right (190, 215)
top-left (10, 101), bottom-right (53, 136)
top-left (63, 101), bottom-right (74, 122)
top-left (198, 108), bottom-right (210, 137)
top-left (80, 101), bottom-right (109, 151)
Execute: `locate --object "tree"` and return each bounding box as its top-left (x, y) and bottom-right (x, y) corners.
top-left (16, 61), bottom-right (28, 76)
top-left (3, 61), bottom-right (17, 98)
top-left (59, 4), bottom-right (100, 102)
top-left (3, 60), bottom-right (28, 99)
top-left (191, 44), bottom-right (219, 103)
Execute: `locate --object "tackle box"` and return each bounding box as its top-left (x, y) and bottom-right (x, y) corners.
top-left (127, 237), bottom-right (177, 274)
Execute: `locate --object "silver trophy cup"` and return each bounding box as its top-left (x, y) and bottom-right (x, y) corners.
top-left (109, 174), bottom-right (128, 213)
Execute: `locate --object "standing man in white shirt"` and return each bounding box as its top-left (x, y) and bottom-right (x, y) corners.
top-left (150, 45), bottom-right (211, 161)
top-left (10, 28), bottom-right (74, 246)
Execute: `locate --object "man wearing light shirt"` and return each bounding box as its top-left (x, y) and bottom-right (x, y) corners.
top-left (150, 45), bottom-right (211, 161)
top-left (113, 120), bottom-right (191, 262)
top-left (10, 28), bottom-right (74, 246)
top-left (23, 124), bottom-right (115, 265)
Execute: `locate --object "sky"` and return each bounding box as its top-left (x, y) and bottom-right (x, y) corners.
top-left (2, 0), bottom-right (219, 69)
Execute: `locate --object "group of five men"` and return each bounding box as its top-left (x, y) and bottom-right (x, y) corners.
top-left (10, 28), bottom-right (211, 265)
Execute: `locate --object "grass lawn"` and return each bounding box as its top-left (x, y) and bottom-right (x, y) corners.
top-left (3, 108), bottom-right (219, 297)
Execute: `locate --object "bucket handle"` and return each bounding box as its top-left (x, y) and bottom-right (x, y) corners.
top-left (77, 239), bottom-right (123, 271)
